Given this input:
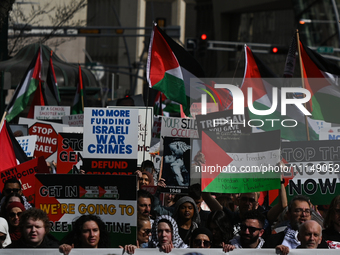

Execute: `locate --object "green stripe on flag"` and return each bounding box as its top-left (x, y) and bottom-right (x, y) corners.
top-left (311, 92), bottom-right (340, 124)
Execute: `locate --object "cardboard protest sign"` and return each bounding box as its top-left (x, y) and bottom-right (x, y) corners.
top-left (201, 130), bottom-right (281, 193)
top-left (62, 114), bottom-right (84, 127)
top-left (16, 135), bottom-right (37, 158)
top-left (57, 133), bottom-right (83, 174)
top-left (35, 174), bottom-right (137, 247)
top-left (269, 140), bottom-right (340, 205)
top-left (195, 109), bottom-right (251, 138)
top-left (82, 108), bottom-right (138, 175)
top-left (0, 157), bottom-right (49, 204)
top-left (160, 116), bottom-right (198, 155)
top-left (161, 137), bottom-right (191, 193)
top-left (34, 106), bottom-right (70, 120)
top-left (19, 118), bottom-right (69, 161)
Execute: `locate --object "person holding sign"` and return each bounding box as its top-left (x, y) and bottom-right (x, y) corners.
top-left (149, 215), bottom-right (187, 252)
top-left (59, 215), bottom-right (109, 254)
top-left (190, 227), bottom-right (213, 248)
top-left (6, 208), bottom-right (59, 248)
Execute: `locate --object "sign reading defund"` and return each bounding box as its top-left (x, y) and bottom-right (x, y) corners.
top-left (82, 108), bottom-right (138, 174)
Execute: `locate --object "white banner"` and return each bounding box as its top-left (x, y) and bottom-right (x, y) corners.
top-left (0, 248), bottom-right (335, 255)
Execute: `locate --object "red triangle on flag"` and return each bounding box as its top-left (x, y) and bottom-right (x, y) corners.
top-left (99, 186), bottom-right (106, 197)
top-left (79, 186), bottom-right (87, 197)
top-left (201, 131), bottom-right (233, 191)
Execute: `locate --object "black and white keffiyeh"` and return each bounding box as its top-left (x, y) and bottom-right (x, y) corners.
top-left (282, 224), bottom-right (300, 249)
top-left (149, 215), bottom-right (188, 248)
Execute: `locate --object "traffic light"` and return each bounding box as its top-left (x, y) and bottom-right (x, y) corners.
top-left (270, 46), bottom-right (288, 54)
top-left (197, 33), bottom-right (208, 56)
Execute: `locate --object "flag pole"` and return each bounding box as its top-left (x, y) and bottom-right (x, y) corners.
top-left (296, 29), bottom-right (310, 141)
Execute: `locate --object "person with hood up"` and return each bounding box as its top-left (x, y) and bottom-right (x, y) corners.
top-left (173, 196), bottom-right (201, 245)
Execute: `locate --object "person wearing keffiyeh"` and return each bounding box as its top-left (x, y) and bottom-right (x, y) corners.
top-left (149, 215), bottom-right (187, 252)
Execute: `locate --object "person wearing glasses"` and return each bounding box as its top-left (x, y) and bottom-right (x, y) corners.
top-left (6, 202), bottom-right (25, 241)
top-left (223, 210), bottom-right (266, 252)
top-left (264, 195), bottom-right (316, 251)
top-left (190, 227), bottom-right (213, 248)
top-left (0, 217), bottom-right (11, 248)
top-left (0, 178), bottom-right (31, 211)
top-left (322, 195), bottom-right (340, 248)
top-left (6, 208), bottom-right (59, 248)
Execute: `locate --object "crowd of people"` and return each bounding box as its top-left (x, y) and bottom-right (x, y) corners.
top-left (0, 159), bottom-right (339, 254)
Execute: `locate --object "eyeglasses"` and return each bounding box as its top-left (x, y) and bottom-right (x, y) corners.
top-left (140, 228), bottom-right (152, 235)
top-left (9, 212), bottom-right (22, 218)
top-left (240, 224), bottom-right (262, 233)
top-left (293, 208), bottom-right (311, 215)
top-left (0, 235), bottom-right (6, 241)
top-left (194, 239), bottom-right (211, 248)
top-left (5, 188), bottom-right (20, 194)
top-left (240, 197), bottom-right (256, 204)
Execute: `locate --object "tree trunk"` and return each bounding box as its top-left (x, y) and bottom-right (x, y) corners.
top-left (0, 0), bottom-right (15, 31)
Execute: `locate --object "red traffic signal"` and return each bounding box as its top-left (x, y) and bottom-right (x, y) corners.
top-left (270, 46), bottom-right (288, 54)
top-left (201, 34), bottom-right (207, 40)
top-left (272, 47), bottom-right (278, 53)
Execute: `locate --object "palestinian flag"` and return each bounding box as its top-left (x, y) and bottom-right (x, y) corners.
top-left (0, 120), bottom-right (28, 171)
top-left (27, 80), bottom-right (46, 119)
top-left (46, 50), bottom-right (61, 105)
top-left (71, 64), bottom-right (85, 114)
top-left (201, 130), bottom-right (281, 193)
top-left (299, 41), bottom-right (340, 124)
top-left (147, 24), bottom-right (205, 115)
top-left (6, 48), bottom-right (42, 122)
top-left (241, 45), bottom-right (318, 141)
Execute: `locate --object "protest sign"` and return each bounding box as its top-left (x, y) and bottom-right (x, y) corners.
top-left (0, 248), bottom-right (335, 255)
top-left (160, 116), bottom-right (198, 155)
top-left (269, 140), bottom-right (340, 205)
top-left (201, 130), bottom-right (281, 193)
top-left (57, 133), bottom-right (83, 174)
top-left (195, 109), bottom-right (251, 138)
top-left (190, 102), bottom-right (219, 118)
top-left (107, 107), bottom-right (153, 166)
top-left (62, 114), bottom-right (84, 127)
top-left (319, 127), bottom-right (340, 140)
top-left (16, 135), bottom-right (37, 158)
top-left (161, 137), bottom-right (191, 193)
top-left (19, 118), bottom-right (69, 161)
top-left (35, 174), bottom-right (137, 247)
top-left (0, 157), bottom-right (49, 204)
top-left (34, 106), bottom-right (70, 120)
top-left (9, 124), bottom-right (28, 136)
top-left (82, 108), bottom-right (138, 174)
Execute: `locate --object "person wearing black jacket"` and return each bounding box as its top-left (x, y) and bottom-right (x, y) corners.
top-left (6, 208), bottom-right (59, 248)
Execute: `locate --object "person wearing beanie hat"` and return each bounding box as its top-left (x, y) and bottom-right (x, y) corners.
top-left (190, 227), bottom-right (213, 248)
top-left (173, 196), bottom-right (201, 245)
top-left (6, 202), bottom-right (25, 241)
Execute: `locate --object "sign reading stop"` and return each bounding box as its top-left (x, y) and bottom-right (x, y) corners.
top-left (29, 123), bottom-right (58, 160)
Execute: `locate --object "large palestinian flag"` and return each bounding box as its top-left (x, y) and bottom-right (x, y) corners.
top-left (299, 41), bottom-right (340, 124)
top-left (6, 48), bottom-right (42, 122)
top-left (241, 45), bottom-right (319, 141)
top-left (201, 130), bottom-right (281, 193)
top-left (147, 24), bottom-right (205, 115)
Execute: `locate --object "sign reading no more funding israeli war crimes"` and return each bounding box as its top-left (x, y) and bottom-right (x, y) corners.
top-left (82, 108), bottom-right (138, 174)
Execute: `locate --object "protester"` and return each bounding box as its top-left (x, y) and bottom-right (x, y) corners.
top-left (0, 178), bottom-right (32, 210)
top-left (141, 160), bottom-right (159, 185)
top-left (188, 183), bottom-right (210, 227)
top-left (263, 195), bottom-right (312, 249)
top-left (0, 217), bottom-right (11, 248)
top-left (6, 202), bottom-right (25, 241)
top-left (137, 190), bottom-right (153, 221)
top-left (322, 195), bottom-right (340, 248)
top-left (190, 227), bottom-right (213, 248)
top-left (206, 210), bottom-right (232, 248)
top-left (173, 196), bottom-right (200, 245)
top-left (297, 220), bottom-right (322, 249)
top-left (59, 215), bottom-right (109, 254)
top-left (149, 215), bottom-right (187, 252)
top-left (139, 171), bottom-right (155, 187)
top-left (6, 208), bottom-right (59, 248)
top-left (0, 193), bottom-right (24, 218)
top-left (223, 210), bottom-right (266, 252)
